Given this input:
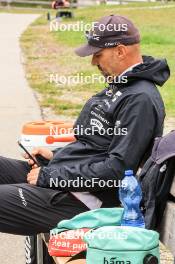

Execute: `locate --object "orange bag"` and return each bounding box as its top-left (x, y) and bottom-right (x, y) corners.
top-left (48, 228), bottom-right (90, 257)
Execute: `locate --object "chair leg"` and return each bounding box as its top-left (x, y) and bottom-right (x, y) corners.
top-left (37, 234), bottom-right (44, 264)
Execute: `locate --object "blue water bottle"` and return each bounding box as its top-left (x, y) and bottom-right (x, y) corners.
top-left (119, 170), bottom-right (145, 228)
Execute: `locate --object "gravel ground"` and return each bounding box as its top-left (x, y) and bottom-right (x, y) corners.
top-left (0, 13), bottom-right (40, 264)
top-left (160, 243), bottom-right (174, 263)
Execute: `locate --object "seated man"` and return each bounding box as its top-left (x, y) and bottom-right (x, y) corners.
top-left (0, 15), bottom-right (170, 236)
top-left (53, 0), bottom-right (70, 8)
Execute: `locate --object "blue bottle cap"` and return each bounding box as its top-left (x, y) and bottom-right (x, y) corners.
top-left (125, 170), bottom-right (133, 176)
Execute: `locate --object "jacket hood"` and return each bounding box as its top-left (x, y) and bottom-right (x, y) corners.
top-left (109, 55), bottom-right (170, 88)
top-left (152, 130), bottom-right (175, 164)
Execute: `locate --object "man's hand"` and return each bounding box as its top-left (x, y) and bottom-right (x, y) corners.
top-left (27, 167), bottom-right (41, 185)
top-left (23, 147), bottom-right (53, 168)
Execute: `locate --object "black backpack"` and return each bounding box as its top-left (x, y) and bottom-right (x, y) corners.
top-left (139, 131), bottom-right (175, 230)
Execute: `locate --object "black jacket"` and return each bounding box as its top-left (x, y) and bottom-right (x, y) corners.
top-left (37, 56), bottom-right (170, 207)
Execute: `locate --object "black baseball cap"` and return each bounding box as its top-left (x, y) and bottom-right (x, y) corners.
top-left (75, 14), bottom-right (140, 57)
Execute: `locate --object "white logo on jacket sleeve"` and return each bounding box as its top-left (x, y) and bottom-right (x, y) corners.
top-left (112, 91), bottom-right (122, 102)
top-left (115, 120), bottom-right (121, 127)
top-left (90, 119), bottom-right (103, 130)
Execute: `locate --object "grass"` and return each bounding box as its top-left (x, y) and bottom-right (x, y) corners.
top-left (20, 2), bottom-right (175, 118)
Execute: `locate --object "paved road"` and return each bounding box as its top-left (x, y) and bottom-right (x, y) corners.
top-left (0, 13), bottom-right (40, 264)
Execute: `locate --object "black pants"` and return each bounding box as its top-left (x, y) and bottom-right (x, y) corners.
top-left (0, 156), bottom-right (89, 235)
